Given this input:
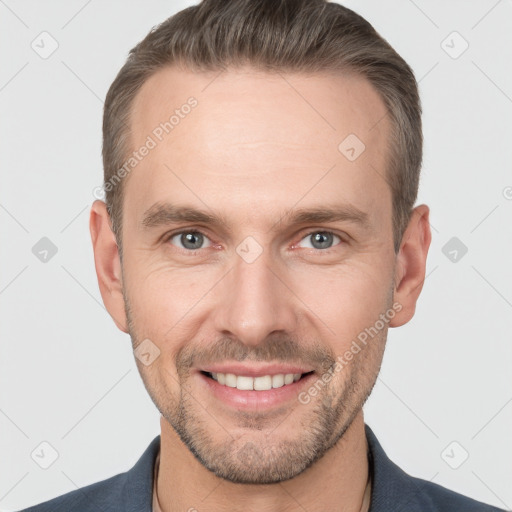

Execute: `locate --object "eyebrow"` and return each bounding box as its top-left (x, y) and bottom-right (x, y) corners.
top-left (141, 202), bottom-right (371, 233)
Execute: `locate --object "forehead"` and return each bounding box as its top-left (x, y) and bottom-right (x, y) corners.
top-left (125, 65), bottom-right (391, 232)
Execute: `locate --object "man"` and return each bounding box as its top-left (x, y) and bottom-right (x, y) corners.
top-left (19, 0), bottom-right (505, 510)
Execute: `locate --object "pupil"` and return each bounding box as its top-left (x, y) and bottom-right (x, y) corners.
top-left (312, 232), bottom-right (332, 249)
top-left (182, 232), bottom-right (202, 249)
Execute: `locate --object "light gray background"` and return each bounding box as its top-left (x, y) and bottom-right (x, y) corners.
top-left (1, 0), bottom-right (511, 510)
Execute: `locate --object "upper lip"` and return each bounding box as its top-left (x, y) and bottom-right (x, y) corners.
top-left (198, 363), bottom-right (314, 377)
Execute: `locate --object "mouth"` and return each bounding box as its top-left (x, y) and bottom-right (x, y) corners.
top-left (200, 370), bottom-right (315, 390)
top-left (197, 366), bottom-right (317, 411)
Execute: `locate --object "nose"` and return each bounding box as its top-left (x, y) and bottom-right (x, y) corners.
top-left (212, 248), bottom-right (298, 347)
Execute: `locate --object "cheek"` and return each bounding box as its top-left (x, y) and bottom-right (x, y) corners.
top-left (123, 262), bottom-right (223, 382)
top-left (290, 262), bottom-right (392, 344)
top-left (124, 259), bottom-right (209, 334)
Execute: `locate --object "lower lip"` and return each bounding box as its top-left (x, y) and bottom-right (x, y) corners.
top-left (198, 371), bottom-right (316, 410)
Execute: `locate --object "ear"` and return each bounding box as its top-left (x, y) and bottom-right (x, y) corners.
top-left (89, 200), bottom-right (128, 333)
top-left (389, 204), bottom-right (432, 328)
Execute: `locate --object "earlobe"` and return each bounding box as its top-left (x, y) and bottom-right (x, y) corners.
top-left (89, 200), bottom-right (129, 333)
top-left (389, 204), bottom-right (432, 328)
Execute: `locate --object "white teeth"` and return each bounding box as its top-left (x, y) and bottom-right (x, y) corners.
top-left (224, 373), bottom-right (237, 388)
top-left (254, 375), bottom-right (272, 391)
top-left (236, 376), bottom-right (254, 390)
top-left (272, 374), bottom-right (284, 388)
top-left (210, 372), bottom-right (304, 390)
top-left (284, 374), bottom-right (294, 385)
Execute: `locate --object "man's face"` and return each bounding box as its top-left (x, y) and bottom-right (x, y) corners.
top-left (120, 66), bottom-right (397, 483)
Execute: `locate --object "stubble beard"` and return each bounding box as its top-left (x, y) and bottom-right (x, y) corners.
top-left (123, 289), bottom-right (388, 484)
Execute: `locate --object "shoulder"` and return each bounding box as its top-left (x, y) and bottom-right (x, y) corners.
top-left (403, 472), bottom-right (506, 512)
top-left (364, 424), bottom-right (505, 512)
top-left (15, 471), bottom-right (127, 512)
top-left (16, 435), bottom-right (160, 512)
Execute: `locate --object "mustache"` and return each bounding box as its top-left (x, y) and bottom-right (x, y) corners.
top-left (176, 334), bottom-right (336, 374)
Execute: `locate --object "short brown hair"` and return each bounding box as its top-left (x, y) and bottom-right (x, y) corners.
top-left (103, 0), bottom-right (422, 256)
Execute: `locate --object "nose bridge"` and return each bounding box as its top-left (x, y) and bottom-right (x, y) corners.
top-left (213, 246), bottom-right (296, 346)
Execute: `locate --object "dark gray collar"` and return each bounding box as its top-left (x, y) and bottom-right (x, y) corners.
top-left (365, 424), bottom-right (425, 511)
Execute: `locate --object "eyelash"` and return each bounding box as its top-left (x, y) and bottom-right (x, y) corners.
top-left (163, 228), bottom-right (345, 253)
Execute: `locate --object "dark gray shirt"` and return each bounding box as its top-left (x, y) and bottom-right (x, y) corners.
top-left (18, 424), bottom-right (506, 511)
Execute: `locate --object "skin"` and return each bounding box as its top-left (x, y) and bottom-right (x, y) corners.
top-left (90, 65), bottom-right (431, 512)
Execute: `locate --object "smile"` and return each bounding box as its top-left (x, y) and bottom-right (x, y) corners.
top-left (205, 371), bottom-right (313, 390)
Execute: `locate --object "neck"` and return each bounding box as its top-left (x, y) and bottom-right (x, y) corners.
top-left (156, 412), bottom-right (370, 512)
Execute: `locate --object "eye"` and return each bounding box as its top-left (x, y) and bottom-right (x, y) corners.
top-left (297, 231), bottom-right (342, 250)
top-left (168, 231), bottom-right (212, 251)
